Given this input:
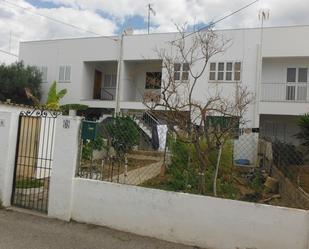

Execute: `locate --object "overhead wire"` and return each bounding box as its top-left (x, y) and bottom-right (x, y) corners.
top-left (0, 0), bottom-right (118, 41)
top-left (171, 0), bottom-right (259, 42)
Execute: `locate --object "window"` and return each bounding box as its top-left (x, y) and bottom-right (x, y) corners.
top-left (59, 65), bottom-right (71, 82)
top-left (287, 68), bottom-right (296, 82)
top-left (226, 62), bottom-right (233, 81)
top-left (174, 63), bottom-right (190, 81)
top-left (40, 66), bottom-right (48, 83)
top-left (209, 63), bottom-right (216, 80)
top-left (217, 62), bottom-right (224, 80)
top-left (286, 67), bottom-right (308, 101)
top-left (209, 62), bottom-right (242, 82)
top-left (298, 68), bottom-right (308, 82)
top-left (146, 72), bottom-right (162, 89)
top-left (234, 62), bottom-right (241, 81)
top-left (104, 74), bottom-right (117, 88)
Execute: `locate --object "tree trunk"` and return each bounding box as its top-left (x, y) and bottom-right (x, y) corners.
top-left (213, 144), bottom-right (223, 197)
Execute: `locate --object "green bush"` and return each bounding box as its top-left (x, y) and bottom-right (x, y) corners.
top-left (82, 137), bottom-right (105, 160)
top-left (105, 116), bottom-right (140, 155)
top-left (15, 179), bottom-right (44, 189)
top-left (0, 61), bottom-right (42, 105)
top-left (165, 137), bottom-right (236, 197)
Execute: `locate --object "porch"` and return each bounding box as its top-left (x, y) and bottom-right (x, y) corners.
top-left (83, 61), bottom-right (118, 101)
top-left (121, 60), bottom-right (162, 103)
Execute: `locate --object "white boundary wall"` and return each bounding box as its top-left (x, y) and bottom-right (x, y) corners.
top-left (0, 111), bottom-right (20, 206)
top-left (71, 179), bottom-right (309, 249)
top-left (1, 106), bottom-right (308, 249)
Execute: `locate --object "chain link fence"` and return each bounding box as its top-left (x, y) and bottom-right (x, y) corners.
top-left (259, 136), bottom-right (309, 195)
top-left (76, 112), bottom-right (168, 186)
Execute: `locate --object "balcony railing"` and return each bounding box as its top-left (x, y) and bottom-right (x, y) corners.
top-left (261, 83), bottom-right (309, 102)
top-left (100, 88), bottom-right (115, 101)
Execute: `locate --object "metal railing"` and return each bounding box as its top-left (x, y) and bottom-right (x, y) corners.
top-left (261, 82), bottom-right (309, 102)
top-left (100, 88), bottom-right (115, 101)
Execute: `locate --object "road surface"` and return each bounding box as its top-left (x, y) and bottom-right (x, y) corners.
top-left (0, 209), bottom-right (198, 249)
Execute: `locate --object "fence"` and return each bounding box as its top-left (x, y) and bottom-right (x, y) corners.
top-left (75, 112), bottom-right (261, 197)
top-left (1, 108), bottom-right (309, 249)
top-left (259, 136), bottom-right (309, 196)
top-left (76, 112), bottom-right (168, 186)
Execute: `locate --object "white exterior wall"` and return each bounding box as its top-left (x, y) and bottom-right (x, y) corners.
top-left (48, 115), bottom-right (82, 221)
top-left (19, 25), bottom-right (309, 122)
top-left (19, 37), bottom-right (119, 104)
top-left (71, 179), bottom-right (309, 249)
top-left (0, 110), bottom-right (20, 206)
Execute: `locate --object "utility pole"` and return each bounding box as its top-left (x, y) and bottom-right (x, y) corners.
top-left (147, 3), bottom-right (156, 34)
top-left (253, 8), bottom-right (270, 128)
top-left (115, 32), bottom-right (124, 116)
top-left (9, 31), bottom-right (12, 53)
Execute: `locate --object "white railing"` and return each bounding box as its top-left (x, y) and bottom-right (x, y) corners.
top-left (261, 83), bottom-right (309, 102)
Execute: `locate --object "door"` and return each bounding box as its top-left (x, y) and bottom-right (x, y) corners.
top-left (93, 70), bottom-right (102, 99)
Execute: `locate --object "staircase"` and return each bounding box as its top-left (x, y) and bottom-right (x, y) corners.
top-left (133, 111), bottom-right (159, 139)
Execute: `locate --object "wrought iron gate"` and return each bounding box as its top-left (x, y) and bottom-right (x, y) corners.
top-left (11, 109), bottom-right (58, 213)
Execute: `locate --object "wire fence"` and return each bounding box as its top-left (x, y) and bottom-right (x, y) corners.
top-left (259, 136), bottom-right (309, 195)
top-left (76, 113), bottom-right (168, 186)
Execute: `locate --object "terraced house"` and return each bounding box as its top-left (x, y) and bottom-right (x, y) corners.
top-left (19, 25), bottom-right (309, 158)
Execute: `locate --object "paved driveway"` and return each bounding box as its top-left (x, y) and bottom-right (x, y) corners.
top-left (0, 209), bottom-right (197, 249)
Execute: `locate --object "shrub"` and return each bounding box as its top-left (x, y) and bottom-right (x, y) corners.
top-left (0, 61), bottom-right (42, 105)
top-left (104, 116), bottom-right (140, 155)
top-left (15, 179), bottom-right (44, 189)
top-left (82, 137), bottom-right (105, 160)
top-left (272, 140), bottom-right (304, 167)
top-left (165, 137), bottom-right (236, 197)
top-left (296, 113), bottom-right (309, 152)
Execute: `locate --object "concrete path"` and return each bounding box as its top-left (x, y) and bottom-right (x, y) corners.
top-left (111, 161), bottom-right (162, 185)
top-left (0, 209), bottom-right (197, 249)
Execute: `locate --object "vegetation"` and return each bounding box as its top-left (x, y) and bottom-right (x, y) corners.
top-left (0, 62), bottom-right (42, 105)
top-left (146, 25), bottom-right (251, 194)
top-left (105, 116), bottom-right (140, 155)
top-left (45, 81), bottom-right (67, 110)
top-left (143, 137), bottom-right (238, 199)
top-left (296, 113), bottom-right (309, 152)
top-left (82, 137), bottom-right (106, 160)
top-left (15, 179), bottom-right (44, 189)
top-left (60, 103), bottom-right (89, 115)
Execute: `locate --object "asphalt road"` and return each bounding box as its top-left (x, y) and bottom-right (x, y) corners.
top-left (0, 209), bottom-right (197, 249)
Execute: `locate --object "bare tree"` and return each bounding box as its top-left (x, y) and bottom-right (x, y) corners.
top-left (144, 25), bottom-right (252, 195)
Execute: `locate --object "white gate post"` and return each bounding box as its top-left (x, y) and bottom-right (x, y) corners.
top-left (48, 116), bottom-right (82, 221)
top-left (0, 111), bottom-right (20, 207)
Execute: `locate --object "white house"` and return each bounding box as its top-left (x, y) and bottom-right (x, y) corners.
top-left (18, 25), bottom-right (309, 150)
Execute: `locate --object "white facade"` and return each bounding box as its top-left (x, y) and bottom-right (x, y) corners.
top-left (19, 25), bottom-right (309, 131)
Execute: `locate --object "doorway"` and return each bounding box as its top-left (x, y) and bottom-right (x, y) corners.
top-left (93, 70), bottom-right (102, 99)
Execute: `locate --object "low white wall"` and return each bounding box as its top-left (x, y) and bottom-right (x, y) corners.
top-left (0, 111), bottom-right (20, 206)
top-left (71, 179), bottom-right (309, 249)
top-left (48, 116), bottom-right (82, 221)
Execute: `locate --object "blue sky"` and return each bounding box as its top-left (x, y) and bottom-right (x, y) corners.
top-left (24, 0), bottom-right (156, 34)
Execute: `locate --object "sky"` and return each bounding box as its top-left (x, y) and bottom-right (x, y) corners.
top-left (0, 0), bottom-right (309, 63)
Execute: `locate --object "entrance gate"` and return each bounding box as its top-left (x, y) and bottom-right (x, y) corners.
top-left (11, 109), bottom-right (58, 213)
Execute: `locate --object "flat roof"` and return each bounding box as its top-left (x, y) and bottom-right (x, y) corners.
top-left (20, 23), bottom-right (309, 44)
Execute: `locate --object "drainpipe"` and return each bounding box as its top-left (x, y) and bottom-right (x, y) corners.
top-left (114, 32), bottom-right (124, 116)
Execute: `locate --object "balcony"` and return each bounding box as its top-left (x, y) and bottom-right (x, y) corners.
top-left (261, 83), bottom-right (309, 102)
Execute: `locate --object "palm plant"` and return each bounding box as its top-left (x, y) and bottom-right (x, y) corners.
top-left (45, 81), bottom-right (67, 110)
top-left (25, 81), bottom-right (67, 110)
top-left (296, 113), bottom-right (309, 151)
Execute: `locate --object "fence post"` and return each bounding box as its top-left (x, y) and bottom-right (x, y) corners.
top-left (48, 116), bottom-right (82, 221)
top-left (0, 111), bottom-right (20, 206)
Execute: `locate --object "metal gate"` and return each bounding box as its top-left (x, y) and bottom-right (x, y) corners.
top-left (11, 109), bottom-right (58, 213)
